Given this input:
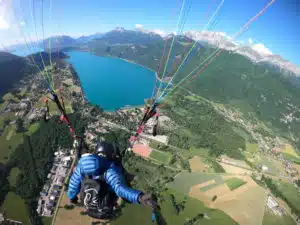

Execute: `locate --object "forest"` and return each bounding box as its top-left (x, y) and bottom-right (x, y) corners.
top-left (162, 91), bottom-right (246, 159)
top-left (0, 112), bottom-right (87, 225)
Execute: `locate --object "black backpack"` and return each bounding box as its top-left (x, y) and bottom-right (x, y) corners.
top-left (79, 143), bottom-right (122, 219)
top-left (80, 177), bottom-right (118, 219)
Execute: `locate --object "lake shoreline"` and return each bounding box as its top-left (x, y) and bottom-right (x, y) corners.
top-left (65, 51), bottom-right (157, 111)
top-left (89, 51), bottom-right (163, 83)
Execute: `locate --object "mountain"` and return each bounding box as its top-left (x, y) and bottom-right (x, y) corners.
top-left (184, 30), bottom-right (300, 76)
top-left (42, 35), bottom-right (78, 49)
top-left (98, 27), bottom-right (163, 45)
top-left (0, 52), bottom-right (31, 96)
top-left (0, 51), bottom-right (67, 97)
top-left (76, 33), bottom-right (104, 43)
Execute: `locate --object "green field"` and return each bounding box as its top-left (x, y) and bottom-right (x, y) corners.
top-left (167, 172), bottom-right (224, 194)
top-left (3, 192), bottom-right (29, 225)
top-left (246, 142), bottom-right (259, 154)
top-left (225, 177), bottom-right (247, 190)
top-left (150, 149), bottom-right (171, 164)
top-left (112, 190), bottom-right (238, 225)
top-left (275, 181), bottom-right (300, 214)
top-left (8, 167), bottom-right (20, 186)
top-left (26, 122), bottom-right (40, 135)
top-left (42, 217), bottom-right (53, 225)
top-left (254, 155), bottom-right (285, 175)
top-left (183, 147), bottom-right (211, 158)
top-left (282, 153), bottom-right (300, 164)
top-left (262, 208), bottom-right (296, 225)
top-left (0, 125), bottom-right (23, 163)
top-left (111, 203), bottom-right (153, 225)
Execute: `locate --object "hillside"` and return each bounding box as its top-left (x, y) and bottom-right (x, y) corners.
top-left (0, 51), bottom-right (68, 97)
top-left (0, 52), bottom-right (31, 96)
top-left (84, 34), bottom-right (300, 150)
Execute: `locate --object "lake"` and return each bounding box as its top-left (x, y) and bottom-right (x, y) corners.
top-left (66, 51), bottom-right (157, 111)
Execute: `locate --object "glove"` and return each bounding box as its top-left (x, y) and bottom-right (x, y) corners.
top-left (138, 193), bottom-right (157, 210)
top-left (69, 196), bottom-right (78, 205)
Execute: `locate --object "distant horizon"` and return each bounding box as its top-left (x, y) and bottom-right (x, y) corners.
top-left (5, 26), bottom-right (300, 69)
top-left (0, 0), bottom-right (299, 66)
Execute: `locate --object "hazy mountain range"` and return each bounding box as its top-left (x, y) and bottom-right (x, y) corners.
top-left (6, 27), bottom-right (300, 77)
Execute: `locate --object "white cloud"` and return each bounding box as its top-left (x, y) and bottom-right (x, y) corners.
top-left (248, 38), bottom-right (253, 45)
top-left (0, 16), bottom-right (9, 29)
top-left (20, 21), bottom-right (26, 27)
top-left (152, 29), bottom-right (166, 37)
top-left (135, 24), bottom-right (143, 29)
top-left (252, 43), bottom-right (272, 55)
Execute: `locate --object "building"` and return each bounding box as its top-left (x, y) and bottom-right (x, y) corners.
top-left (262, 165), bottom-right (269, 172)
top-left (267, 195), bottom-right (283, 216)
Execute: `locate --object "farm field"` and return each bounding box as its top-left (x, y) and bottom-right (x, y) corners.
top-left (0, 124), bottom-right (23, 163)
top-left (150, 149), bottom-right (171, 164)
top-left (225, 177), bottom-right (247, 190)
top-left (262, 208), bottom-right (296, 225)
top-left (54, 190), bottom-right (238, 225)
top-left (8, 167), bottom-right (20, 186)
top-left (168, 172), bottom-right (267, 225)
top-left (3, 192), bottom-right (29, 225)
top-left (282, 153), bottom-right (300, 165)
top-left (189, 156), bottom-right (209, 172)
top-left (281, 144), bottom-right (299, 158)
top-left (219, 163), bottom-right (252, 174)
top-left (274, 181), bottom-right (300, 214)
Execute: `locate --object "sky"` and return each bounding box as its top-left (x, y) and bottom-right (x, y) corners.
top-left (0, 0), bottom-right (299, 66)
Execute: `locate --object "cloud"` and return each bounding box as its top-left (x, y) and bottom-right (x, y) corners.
top-left (248, 38), bottom-right (253, 45)
top-left (0, 16), bottom-right (9, 29)
top-left (135, 24), bottom-right (143, 29)
top-left (20, 21), bottom-right (26, 27)
top-left (152, 29), bottom-right (166, 37)
top-left (252, 43), bottom-right (272, 55)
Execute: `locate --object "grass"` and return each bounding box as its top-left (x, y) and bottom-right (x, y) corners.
top-left (112, 189), bottom-right (238, 225)
top-left (0, 125), bottom-right (23, 163)
top-left (225, 177), bottom-right (247, 190)
top-left (282, 153), bottom-right (300, 165)
top-left (167, 172), bottom-right (224, 194)
top-left (246, 142), bottom-right (259, 154)
top-left (184, 95), bottom-right (199, 102)
top-left (199, 182), bottom-right (221, 192)
top-left (160, 189), bottom-right (238, 225)
top-left (262, 208), bottom-right (296, 225)
top-left (26, 122), bottom-right (40, 135)
top-left (42, 217), bottom-right (53, 225)
top-left (111, 203), bottom-right (153, 225)
top-left (275, 181), bottom-right (300, 214)
top-left (254, 155), bottom-right (285, 175)
top-left (3, 192), bottom-right (29, 225)
top-left (150, 149), bottom-right (171, 164)
top-left (281, 144), bottom-right (299, 158)
top-left (8, 167), bottom-right (20, 186)
top-left (184, 147), bottom-right (211, 158)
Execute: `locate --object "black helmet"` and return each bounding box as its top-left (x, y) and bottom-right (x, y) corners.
top-left (95, 141), bottom-right (121, 162)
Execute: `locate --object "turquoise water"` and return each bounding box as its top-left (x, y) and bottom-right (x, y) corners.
top-left (66, 51), bottom-right (157, 111)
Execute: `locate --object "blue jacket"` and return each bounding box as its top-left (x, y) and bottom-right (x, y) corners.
top-left (67, 154), bottom-right (142, 203)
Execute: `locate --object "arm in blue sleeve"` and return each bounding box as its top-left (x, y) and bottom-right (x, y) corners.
top-left (67, 164), bottom-right (83, 199)
top-left (104, 165), bottom-right (142, 204)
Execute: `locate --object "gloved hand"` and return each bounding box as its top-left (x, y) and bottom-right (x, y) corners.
top-left (138, 193), bottom-right (157, 210)
top-left (69, 196), bottom-right (78, 205)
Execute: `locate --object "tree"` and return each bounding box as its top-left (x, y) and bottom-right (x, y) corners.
top-left (16, 118), bottom-right (26, 133)
top-left (212, 195), bottom-right (217, 201)
top-left (4, 119), bottom-right (11, 126)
